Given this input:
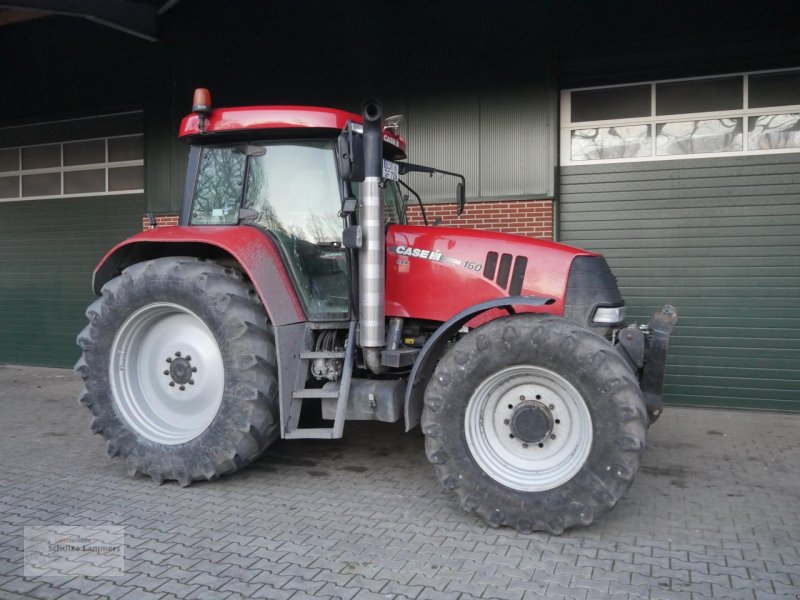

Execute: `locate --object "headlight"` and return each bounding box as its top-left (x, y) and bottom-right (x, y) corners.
top-left (593, 306), bottom-right (626, 324)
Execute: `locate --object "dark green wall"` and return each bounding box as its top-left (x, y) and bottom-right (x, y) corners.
top-left (560, 154), bottom-right (800, 411)
top-left (0, 195), bottom-right (145, 367)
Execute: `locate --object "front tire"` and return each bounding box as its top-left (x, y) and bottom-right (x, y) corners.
top-left (422, 314), bottom-right (647, 533)
top-left (76, 257), bottom-right (279, 485)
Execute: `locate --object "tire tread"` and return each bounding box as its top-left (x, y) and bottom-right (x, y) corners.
top-left (422, 313), bottom-right (646, 533)
top-left (76, 256), bottom-right (279, 486)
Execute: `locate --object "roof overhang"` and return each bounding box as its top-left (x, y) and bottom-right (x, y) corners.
top-left (0, 0), bottom-right (180, 41)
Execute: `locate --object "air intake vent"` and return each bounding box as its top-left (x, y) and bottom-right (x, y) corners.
top-left (509, 256), bottom-right (528, 295)
top-left (496, 254), bottom-right (513, 288)
top-left (484, 252), bottom-right (498, 280)
top-left (483, 251), bottom-right (528, 294)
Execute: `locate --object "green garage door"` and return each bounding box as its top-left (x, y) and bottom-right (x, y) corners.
top-left (0, 114), bottom-right (145, 367)
top-left (560, 154), bottom-right (800, 411)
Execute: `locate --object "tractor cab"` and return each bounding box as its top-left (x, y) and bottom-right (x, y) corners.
top-left (177, 95), bottom-right (411, 321)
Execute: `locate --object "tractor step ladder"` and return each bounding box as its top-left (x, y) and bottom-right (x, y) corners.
top-left (284, 320), bottom-right (355, 440)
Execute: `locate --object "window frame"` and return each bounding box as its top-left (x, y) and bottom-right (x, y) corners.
top-left (560, 67), bottom-right (800, 165)
top-left (0, 133), bottom-right (144, 202)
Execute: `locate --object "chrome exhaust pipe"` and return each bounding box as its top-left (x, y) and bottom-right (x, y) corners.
top-left (359, 99), bottom-right (385, 373)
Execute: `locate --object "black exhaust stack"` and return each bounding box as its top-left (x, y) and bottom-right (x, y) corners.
top-left (362, 99), bottom-right (382, 178)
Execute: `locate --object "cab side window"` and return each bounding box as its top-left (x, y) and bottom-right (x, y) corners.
top-left (384, 181), bottom-right (405, 225)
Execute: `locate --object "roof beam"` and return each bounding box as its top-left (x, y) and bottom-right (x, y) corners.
top-left (0, 1), bottom-right (157, 41)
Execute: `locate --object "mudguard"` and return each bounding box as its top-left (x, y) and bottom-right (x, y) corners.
top-left (404, 295), bottom-right (554, 431)
top-left (93, 225), bottom-right (305, 326)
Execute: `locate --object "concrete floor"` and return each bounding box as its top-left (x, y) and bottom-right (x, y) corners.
top-left (0, 364), bottom-right (798, 599)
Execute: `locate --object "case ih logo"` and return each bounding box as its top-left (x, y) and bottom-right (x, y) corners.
top-left (389, 245), bottom-right (461, 265)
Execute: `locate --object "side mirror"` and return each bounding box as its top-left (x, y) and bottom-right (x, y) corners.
top-left (456, 182), bottom-right (466, 215)
top-left (337, 129), bottom-right (364, 182)
top-left (342, 225), bottom-right (362, 248)
top-left (238, 208), bottom-right (260, 224)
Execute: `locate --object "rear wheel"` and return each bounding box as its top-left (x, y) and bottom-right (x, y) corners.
top-left (422, 314), bottom-right (647, 533)
top-left (76, 257), bottom-right (279, 485)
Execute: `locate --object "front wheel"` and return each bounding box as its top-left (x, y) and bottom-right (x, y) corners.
top-left (76, 257), bottom-right (279, 485)
top-left (422, 314), bottom-right (647, 533)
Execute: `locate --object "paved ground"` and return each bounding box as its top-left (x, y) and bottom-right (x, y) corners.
top-left (0, 365), bottom-right (798, 600)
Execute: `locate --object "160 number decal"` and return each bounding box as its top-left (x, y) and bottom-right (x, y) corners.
top-left (464, 260), bottom-right (482, 272)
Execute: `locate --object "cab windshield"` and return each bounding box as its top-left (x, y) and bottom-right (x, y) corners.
top-left (189, 140), bottom-right (348, 319)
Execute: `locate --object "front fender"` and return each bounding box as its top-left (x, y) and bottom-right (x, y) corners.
top-left (404, 295), bottom-right (554, 431)
top-left (93, 225), bottom-right (305, 326)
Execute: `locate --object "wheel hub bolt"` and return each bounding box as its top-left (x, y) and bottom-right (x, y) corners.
top-left (164, 352), bottom-right (196, 389)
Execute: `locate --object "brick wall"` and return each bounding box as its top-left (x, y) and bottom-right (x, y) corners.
top-left (142, 215), bottom-right (179, 230)
top-left (141, 199), bottom-right (554, 239)
top-left (406, 199), bottom-right (553, 240)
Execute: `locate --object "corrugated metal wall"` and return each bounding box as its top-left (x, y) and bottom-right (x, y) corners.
top-left (402, 87), bottom-right (553, 201)
top-left (404, 96), bottom-right (481, 199)
top-left (559, 154), bottom-right (800, 411)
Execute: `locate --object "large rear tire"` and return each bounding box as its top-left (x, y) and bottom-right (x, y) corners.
top-left (76, 257), bottom-right (279, 485)
top-left (422, 314), bottom-right (647, 533)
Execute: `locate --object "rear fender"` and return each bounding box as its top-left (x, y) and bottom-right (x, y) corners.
top-left (93, 226), bottom-right (305, 326)
top-left (404, 295), bottom-right (553, 431)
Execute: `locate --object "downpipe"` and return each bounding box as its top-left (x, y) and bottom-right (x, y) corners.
top-left (359, 99), bottom-right (385, 374)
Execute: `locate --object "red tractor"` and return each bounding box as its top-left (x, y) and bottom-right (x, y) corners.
top-left (77, 90), bottom-right (676, 533)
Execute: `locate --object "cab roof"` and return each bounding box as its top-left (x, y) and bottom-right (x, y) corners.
top-left (179, 106), bottom-right (407, 159)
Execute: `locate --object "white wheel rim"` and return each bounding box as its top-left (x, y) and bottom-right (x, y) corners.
top-left (110, 302), bottom-right (225, 445)
top-left (464, 365), bottom-right (593, 492)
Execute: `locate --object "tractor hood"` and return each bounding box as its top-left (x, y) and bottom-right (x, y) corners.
top-left (385, 225), bottom-right (595, 324)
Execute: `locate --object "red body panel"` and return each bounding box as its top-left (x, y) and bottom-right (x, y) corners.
top-left (94, 226), bottom-right (306, 326)
top-left (179, 106), bottom-right (407, 158)
top-left (385, 225), bottom-right (594, 325)
top-left (96, 224), bottom-right (594, 328)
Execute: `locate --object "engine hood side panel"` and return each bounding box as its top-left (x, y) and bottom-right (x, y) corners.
top-left (385, 225), bottom-right (593, 323)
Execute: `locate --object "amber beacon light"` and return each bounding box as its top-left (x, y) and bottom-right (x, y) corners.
top-left (192, 88), bottom-right (212, 131)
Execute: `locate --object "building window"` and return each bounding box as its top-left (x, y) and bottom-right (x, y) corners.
top-left (0, 134), bottom-right (144, 201)
top-left (561, 68), bottom-right (800, 165)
